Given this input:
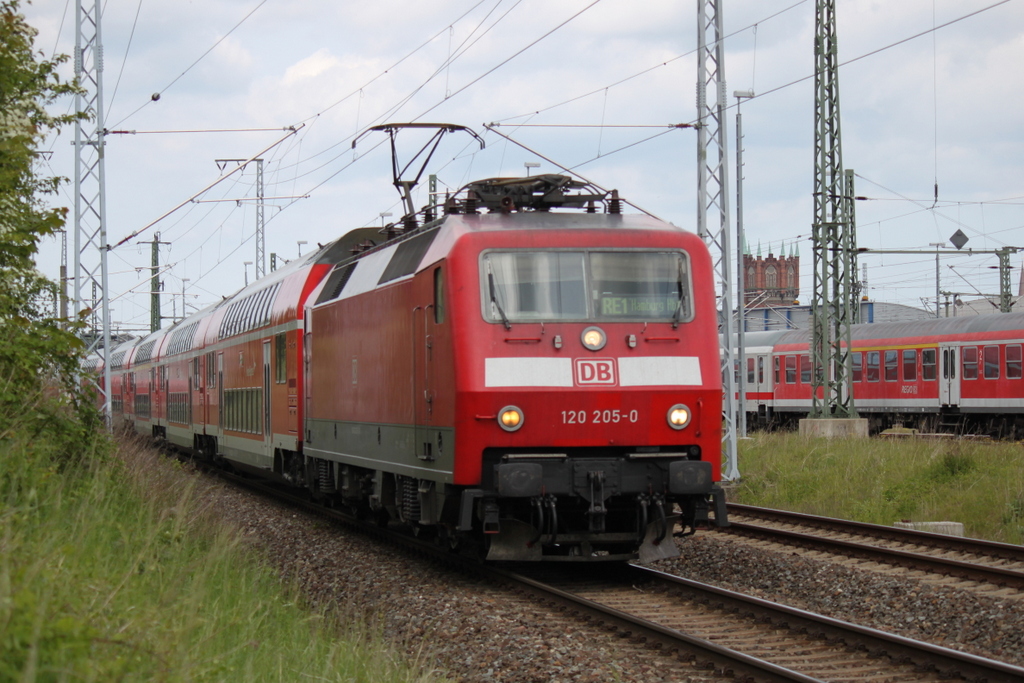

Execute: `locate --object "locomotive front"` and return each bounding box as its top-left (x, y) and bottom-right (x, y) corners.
top-left (446, 178), bottom-right (728, 561)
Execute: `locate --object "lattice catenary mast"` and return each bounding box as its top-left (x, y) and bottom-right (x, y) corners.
top-left (74, 0), bottom-right (112, 421)
top-left (696, 0), bottom-right (738, 480)
top-left (810, 0), bottom-right (858, 419)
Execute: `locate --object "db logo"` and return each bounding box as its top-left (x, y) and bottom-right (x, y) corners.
top-left (574, 358), bottom-right (617, 386)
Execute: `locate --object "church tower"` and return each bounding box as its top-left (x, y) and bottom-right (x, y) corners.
top-left (742, 241), bottom-right (800, 307)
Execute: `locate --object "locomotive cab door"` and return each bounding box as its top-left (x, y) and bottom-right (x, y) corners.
top-left (412, 266), bottom-right (444, 463)
top-left (940, 344), bottom-right (960, 406)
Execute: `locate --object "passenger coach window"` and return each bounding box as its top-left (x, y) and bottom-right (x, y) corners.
top-left (922, 348), bottom-right (936, 380)
top-left (902, 349), bottom-right (916, 381)
top-left (866, 351), bottom-right (880, 382)
top-left (851, 352), bottom-right (862, 382)
top-left (962, 346), bottom-right (979, 380)
top-left (758, 356), bottom-right (764, 384)
top-left (785, 356), bottom-right (797, 384)
top-left (1007, 345), bottom-right (1022, 379)
top-left (746, 358), bottom-right (755, 384)
top-left (275, 334), bottom-right (287, 384)
top-left (480, 250), bottom-right (691, 323)
top-left (983, 345), bottom-right (999, 380)
top-left (774, 356), bottom-right (780, 384)
top-left (799, 355), bottom-right (811, 384)
top-left (884, 350), bottom-right (898, 381)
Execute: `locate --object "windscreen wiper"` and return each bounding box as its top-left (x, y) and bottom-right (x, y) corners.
top-left (672, 279), bottom-right (685, 329)
top-left (488, 273), bottom-right (511, 330)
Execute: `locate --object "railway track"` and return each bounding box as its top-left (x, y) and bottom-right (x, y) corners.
top-left (208, 465), bottom-right (1024, 683)
top-left (723, 503), bottom-right (1024, 595)
top-left (497, 562), bottom-right (1024, 683)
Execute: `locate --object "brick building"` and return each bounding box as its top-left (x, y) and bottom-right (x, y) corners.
top-left (741, 242), bottom-right (800, 308)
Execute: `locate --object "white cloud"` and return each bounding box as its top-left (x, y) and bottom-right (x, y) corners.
top-left (23, 0), bottom-right (1024, 323)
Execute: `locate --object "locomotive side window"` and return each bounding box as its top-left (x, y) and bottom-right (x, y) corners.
top-left (866, 351), bottom-right (880, 382)
top-left (962, 346), bottom-right (979, 380)
top-left (851, 352), bottom-right (862, 381)
top-left (434, 267), bottom-right (445, 324)
top-left (902, 349), bottom-right (917, 381)
top-left (983, 345), bottom-right (999, 380)
top-left (480, 250), bottom-right (691, 323)
top-left (922, 348), bottom-right (936, 380)
top-left (785, 355), bottom-right (797, 384)
top-left (884, 350), bottom-right (898, 381)
top-left (1007, 345), bottom-right (1022, 379)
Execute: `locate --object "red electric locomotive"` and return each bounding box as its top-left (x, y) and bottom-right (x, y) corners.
top-left (98, 170), bottom-right (729, 561)
top-left (738, 312), bottom-right (1024, 436)
top-left (303, 175), bottom-right (728, 560)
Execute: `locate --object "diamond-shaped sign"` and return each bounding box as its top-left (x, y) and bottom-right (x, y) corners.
top-left (949, 229), bottom-right (969, 250)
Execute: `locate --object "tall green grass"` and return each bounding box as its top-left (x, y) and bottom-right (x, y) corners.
top-left (731, 433), bottom-right (1024, 545)
top-left (0, 424), bottom-right (438, 682)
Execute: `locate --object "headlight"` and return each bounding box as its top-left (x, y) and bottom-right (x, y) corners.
top-left (498, 405), bottom-right (524, 432)
top-left (667, 404), bottom-right (691, 430)
top-left (580, 326), bottom-right (606, 351)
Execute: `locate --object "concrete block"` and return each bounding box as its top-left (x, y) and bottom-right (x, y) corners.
top-left (798, 418), bottom-right (870, 438)
top-left (893, 520), bottom-right (965, 537)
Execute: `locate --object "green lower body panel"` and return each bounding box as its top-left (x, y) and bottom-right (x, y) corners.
top-left (305, 419), bottom-right (455, 483)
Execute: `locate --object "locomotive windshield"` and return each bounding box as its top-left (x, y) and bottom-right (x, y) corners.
top-left (481, 250), bottom-right (692, 324)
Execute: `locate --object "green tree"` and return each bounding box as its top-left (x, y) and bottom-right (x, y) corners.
top-left (0, 0), bottom-right (97, 449)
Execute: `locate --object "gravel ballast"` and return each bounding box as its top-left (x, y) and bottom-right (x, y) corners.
top-left (158, 451), bottom-right (1023, 681)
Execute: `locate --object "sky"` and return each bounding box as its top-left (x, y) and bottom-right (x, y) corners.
top-left (24, 0), bottom-right (1024, 334)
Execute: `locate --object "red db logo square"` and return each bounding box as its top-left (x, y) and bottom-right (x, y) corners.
top-left (574, 358), bottom-right (617, 386)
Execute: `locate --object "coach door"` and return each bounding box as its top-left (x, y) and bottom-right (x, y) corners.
top-left (263, 340), bottom-right (272, 453)
top-left (217, 353), bottom-right (224, 429)
top-left (940, 344), bottom-right (960, 406)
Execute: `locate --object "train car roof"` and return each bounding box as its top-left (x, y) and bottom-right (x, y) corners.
top-left (308, 209), bottom-right (700, 310)
top-left (850, 311), bottom-right (1024, 341)
top-left (736, 311), bottom-right (1024, 352)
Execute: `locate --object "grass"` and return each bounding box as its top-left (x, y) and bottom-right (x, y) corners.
top-left (730, 432), bottom-right (1024, 545)
top-left (0, 425), bottom-right (440, 682)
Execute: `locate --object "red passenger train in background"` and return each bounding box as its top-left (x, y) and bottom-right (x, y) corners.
top-left (94, 172), bottom-right (729, 561)
top-left (737, 314), bottom-right (1024, 436)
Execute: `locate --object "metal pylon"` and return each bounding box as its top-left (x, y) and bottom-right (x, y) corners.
top-left (811, 0), bottom-right (856, 418)
top-left (74, 0), bottom-right (112, 421)
top-left (697, 0), bottom-right (738, 480)
top-left (255, 159), bottom-right (265, 279)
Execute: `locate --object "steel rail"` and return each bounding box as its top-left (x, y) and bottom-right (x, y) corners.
top-left (202, 467), bottom-right (1024, 682)
top-left (631, 564), bottom-right (1024, 683)
top-left (484, 564), bottom-right (827, 683)
top-left (728, 503), bottom-right (1024, 559)
top-left (725, 504), bottom-right (1024, 589)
